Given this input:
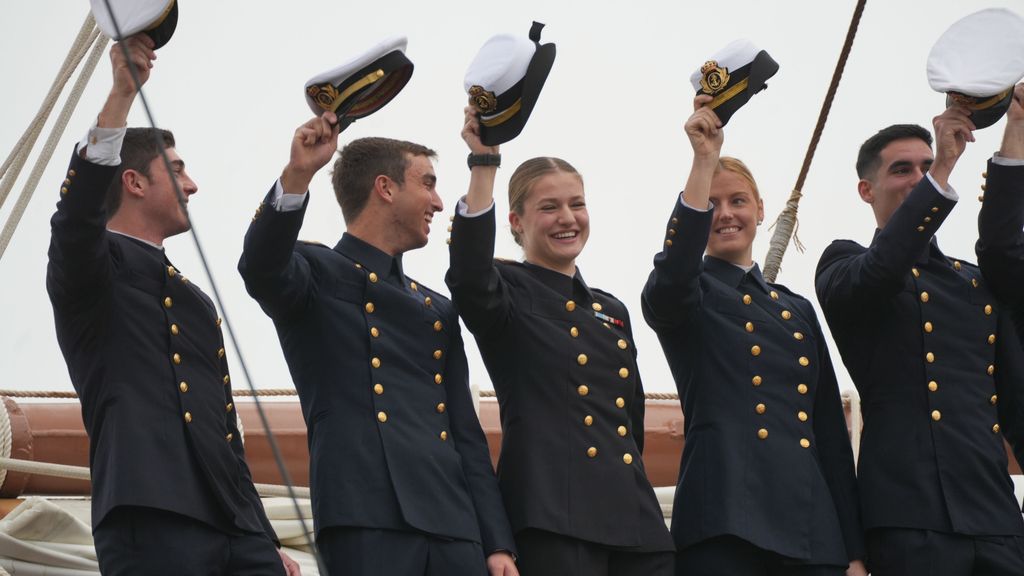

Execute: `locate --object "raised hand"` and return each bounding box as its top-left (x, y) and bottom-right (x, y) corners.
top-left (462, 105), bottom-right (499, 155)
top-left (1000, 83), bottom-right (1024, 159)
top-left (280, 112), bottom-right (340, 195)
top-left (929, 105), bottom-right (976, 189)
top-left (686, 94), bottom-right (724, 160)
top-left (97, 34), bottom-right (156, 129)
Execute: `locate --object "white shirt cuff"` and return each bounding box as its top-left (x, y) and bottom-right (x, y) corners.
top-left (456, 196), bottom-right (494, 218)
top-left (993, 153), bottom-right (1024, 167)
top-left (679, 192), bottom-right (713, 212)
top-left (77, 123), bottom-right (126, 166)
top-left (271, 179), bottom-right (308, 212)
top-left (926, 172), bottom-right (958, 201)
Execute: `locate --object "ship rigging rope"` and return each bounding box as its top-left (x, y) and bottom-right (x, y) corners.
top-left (0, 15), bottom-right (108, 260)
top-left (0, 401), bottom-right (12, 490)
top-left (761, 0), bottom-right (868, 283)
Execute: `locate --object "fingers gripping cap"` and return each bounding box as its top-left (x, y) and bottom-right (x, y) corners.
top-left (689, 39), bottom-right (779, 126)
top-left (90, 0), bottom-right (178, 49)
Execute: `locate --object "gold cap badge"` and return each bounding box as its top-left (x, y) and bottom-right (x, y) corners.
top-left (700, 60), bottom-right (730, 95)
top-left (307, 83), bottom-right (341, 111)
top-left (469, 85), bottom-right (498, 113)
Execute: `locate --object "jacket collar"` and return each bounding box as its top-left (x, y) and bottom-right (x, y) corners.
top-left (334, 233), bottom-right (406, 285)
top-left (523, 261), bottom-right (596, 301)
top-left (703, 255), bottom-right (772, 293)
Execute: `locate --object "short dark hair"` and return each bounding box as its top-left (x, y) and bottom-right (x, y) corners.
top-left (331, 137), bottom-right (436, 223)
top-left (856, 124), bottom-right (932, 180)
top-left (105, 128), bottom-right (176, 217)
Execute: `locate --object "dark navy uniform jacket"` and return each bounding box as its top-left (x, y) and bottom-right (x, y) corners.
top-left (446, 207), bottom-right (673, 552)
top-left (816, 175), bottom-right (1024, 537)
top-left (978, 160), bottom-right (1024, 337)
top-left (642, 199), bottom-right (863, 565)
top-left (238, 186), bottom-right (515, 555)
top-left (46, 151), bottom-right (276, 538)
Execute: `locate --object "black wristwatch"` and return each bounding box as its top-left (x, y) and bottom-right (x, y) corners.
top-left (467, 153), bottom-right (502, 169)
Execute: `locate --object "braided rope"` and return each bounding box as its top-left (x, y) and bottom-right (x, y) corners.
top-left (0, 401), bottom-right (12, 491)
top-left (0, 30), bottom-right (108, 260)
top-left (762, 0), bottom-right (867, 283)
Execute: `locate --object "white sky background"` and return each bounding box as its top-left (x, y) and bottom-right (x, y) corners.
top-left (1, 0), bottom-right (1019, 395)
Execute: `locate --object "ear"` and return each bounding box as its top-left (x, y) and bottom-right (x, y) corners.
top-left (372, 175), bottom-right (394, 205)
top-left (508, 211), bottom-right (523, 236)
top-left (121, 169), bottom-right (147, 200)
top-left (857, 179), bottom-right (874, 204)
top-left (756, 197), bottom-right (765, 225)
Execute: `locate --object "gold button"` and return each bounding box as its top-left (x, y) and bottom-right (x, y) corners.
top-left (924, 216), bottom-right (932, 223)
top-left (435, 373), bottom-right (443, 384)
top-left (226, 433), bottom-right (233, 442)
top-left (615, 397), bottom-right (625, 408)
top-left (988, 365), bottom-right (995, 376)
top-left (410, 282), bottom-right (418, 291)
top-left (434, 320), bottom-right (443, 332)
top-left (226, 402), bottom-right (233, 413)
top-left (371, 327), bottom-right (380, 338)
top-left (799, 356), bottom-right (809, 367)
top-left (924, 321), bottom-right (933, 333)
top-left (668, 228), bottom-right (677, 236)
top-left (751, 345), bottom-right (761, 356)
top-left (371, 357), bottom-right (381, 368)
top-left (797, 383), bottom-right (808, 394)
top-left (63, 178), bottom-right (71, 186)
top-left (617, 426), bottom-right (627, 437)
top-left (617, 339), bottom-right (628, 350)
top-left (972, 278), bottom-right (979, 288)
top-left (931, 206), bottom-right (939, 213)
top-left (671, 217), bottom-right (679, 224)
top-left (216, 317), bottom-right (222, 327)
top-left (985, 304), bottom-right (993, 315)
top-left (433, 349), bottom-right (443, 360)
top-left (584, 415), bottom-right (594, 426)
top-left (988, 334), bottom-right (996, 344)
top-left (447, 226), bottom-right (452, 232)
top-left (223, 375), bottom-right (230, 385)
top-left (742, 294), bottom-right (752, 305)
top-left (991, 394), bottom-right (998, 405)
top-left (365, 302), bottom-right (375, 313)
top-left (798, 411), bottom-right (808, 422)
top-left (173, 353), bottom-right (181, 365)
top-left (755, 403), bottom-right (766, 415)
top-left (953, 261), bottom-right (961, 271)
top-left (570, 326), bottom-right (579, 338)
top-left (993, 424), bottom-right (1001, 434)
top-left (60, 187), bottom-right (69, 195)
top-left (912, 268), bottom-right (920, 278)
top-left (752, 375), bottom-right (763, 387)
top-left (68, 169), bottom-right (76, 177)
top-left (374, 383), bottom-right (384, 395)
top-left (377, 411), bottom-right (388, 423)
top-left (979, 195), bottom-right (985, 202)
top-left (170, 324), bottom-right (179, 336)
top-left (757, 428), bottom-right (768, 440)
top-left (781, 310), bottom-right (792, 320)
top-left (218, 347), bottom-right (225, 359)
top-left (440, 431), bottom-right (448, 441)
top-left (920, 291), bottom-right (929, 303)
top-left (793, 331), bottom-right (804, 340)
top-left (917, 226), bottom-right (925, 232)
top-left (184, 412), bottom-right (192, 423)
top-left (928, 381), bottom-right (938, 392)
top-left (745, 322), bottom-right (754, 333)
top-left (983, 171), bottom-right (989, 178)
top-left (577, 354), bottom-right (588, 366)
top-left (578, 385), bottom-right (590, 396)
top-left (167, 266), bottom-right (177, 278)
top-left (592, 302), bottom-right (603, 312)
top-left (566, 300), bottom-right (576, 312)
top-left (770, 291), bottom-right (779, 300)
top-left (618, 368), bottom-right (629, 379)
top-left (179, 381), bottom-right (188, 393)
top-left (163, 297), bottom-right (173, 309)
top-left (800, 438), bottom-right (811, 449)
top-left (368, 272), bottom-right (378, 283)
top-left (623, 453), bottom-right (633, 464)
top-left (436, 403), bottom-right (446, 413)
top-left (926, 352), bottom-right (935, 363)
top-left (587, 447), bottom-right (598, 458)
top-left (982, 183), bottom-right (988, 191)
top-left (665, 239), bottom-right (674, 247)
top-left (424, 297), bottom-right (433, 307)
top-left (931, 410), bottom-right (941, 422)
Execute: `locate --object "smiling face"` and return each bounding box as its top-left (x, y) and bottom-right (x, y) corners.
top-left (390, 153), bottom-right (442, 251)
top-left (138, 147), bottom-right (198, 239)
top-left (706, 168), bottom-right (763, 266)
top-left (858, 137), bottom-right (934, 228)
top-left (509, 169), bottom-right (589, 276)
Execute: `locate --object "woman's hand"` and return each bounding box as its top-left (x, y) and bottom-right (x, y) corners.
top-left (685, 94), bottom-right (724, 160)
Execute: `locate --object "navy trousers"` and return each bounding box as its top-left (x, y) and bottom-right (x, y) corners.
top-left (515, 528), bottom-right (674, 576)
top-left (676, 535), bottom-right (845, 576)
top-left (867, 528), bottom-right (1024, 576)
top-left (317, 526), bottom-right (488, 576)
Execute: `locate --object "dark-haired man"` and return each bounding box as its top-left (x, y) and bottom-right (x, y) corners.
top-left (238, 113), bottom-right (517, 576)
top-left (46, 36), bottom-right (297, 574)
top-left (815, 106), bottom-right (1024, 575)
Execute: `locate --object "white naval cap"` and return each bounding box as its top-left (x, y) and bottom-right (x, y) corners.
top-left (90, 0), bottom-right (178, 49)
top-left (689, 38), bottom-right (779, 126)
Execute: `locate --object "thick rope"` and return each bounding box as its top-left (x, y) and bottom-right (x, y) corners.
top-left (762, 0), bottom-right (868, 283)
top-left (0, 457), bottom-right (309, 499)
top-left (0, 15), bottom-right (98, 214)
top-left (0, 31), bottom-right (109, 260)
top-left (0, 401), bottom-right (12, 491)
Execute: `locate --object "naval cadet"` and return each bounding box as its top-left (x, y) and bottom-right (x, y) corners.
top-left (46, 27), bottom-right (297, 576)
top-left (641, 42), bottom-right (865, 576)
top-left (446, 24), bottom-right (674, 576)
top-left (237, 38), bottom-right (517, 576)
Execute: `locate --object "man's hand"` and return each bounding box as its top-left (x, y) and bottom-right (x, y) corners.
top-left (97, 34), bottom-right (156, 129)
top-left (1000, 83), bottom-right (1024, 159)
top-left (278, 548), bottom-right (301, 575)
top-left (929, 105), bottom-right (976, 189)
top-left (462, 105), bottom-right (499, 156)
top-left (280, 112), bottom-right (340, 195)
top-left (486, 551), bottom-right (518, 576)
top-left (846, 559), bottom-right (868, 576)
top-left (686, 95), bottom-right (724, 161)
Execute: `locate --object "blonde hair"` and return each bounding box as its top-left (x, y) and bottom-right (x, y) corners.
top-left (507, 157), bottom-right (583, 246)
top-left (714, 156), bottom-right (760, 200)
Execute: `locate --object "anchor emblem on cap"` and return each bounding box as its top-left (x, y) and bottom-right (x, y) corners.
top-left (307, 84), bottom-right (341, 111)
top-left (469, 85), bottom-right (498, 113)
top-left (700, 60), bottom-right (730, 95)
